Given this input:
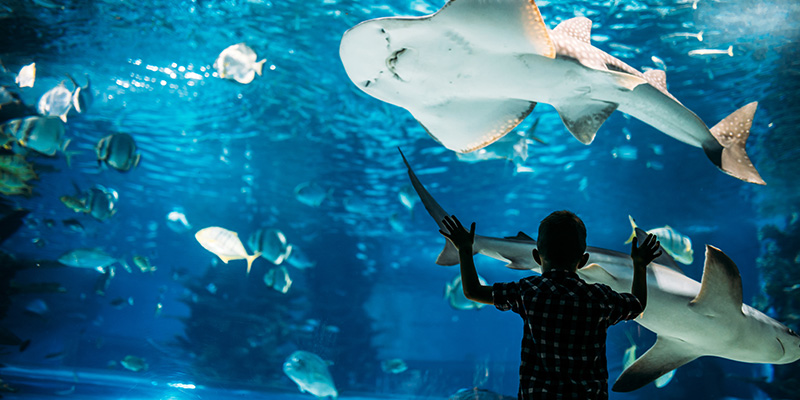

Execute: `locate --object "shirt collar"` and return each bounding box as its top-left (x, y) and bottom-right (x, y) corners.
top-left (542, 269), bottom-right (579, 279)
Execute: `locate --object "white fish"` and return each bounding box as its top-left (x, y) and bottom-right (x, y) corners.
top-left (120, 355), bottom-right (148, 372)
top-left (444, 274), bottom-right (488, 310)
top-left (688, 45), bottom-right (733, 58)
top-left (263, 266), bottom-right (292, 293)
top-left (285, 244), bottom-right (315, 269)
top-left (0, 116), bottom-right (67, 156)
top-left (58, 248), bottom-right (125, 272)
top-left (661, 31), bottom-right (703, 42)
top-left (66, 73), bottom-right (92, 114)
top-left (25, 299), bottom-right (49, 316)
top-left (294, 182), bottom-right (331, 207)
top-left (15, 63), bottom-right (35, 88)
top-left (381, 358), bottom-right (408, 374)
top-left (398, 185), bottom-right (418, 211)
top-left (213, 43), bottom-right (266, 84)
top-left (37, 81), bottom-right (73, 122)
top-left (341, 0), bottom-right (764, 185)
top-left (248, 227), bottom-right (292, 264)
top-left (85, 185), bottom-right (119, 221)
top-left (626, 215), bottom-right (693, 265)
top-left (195, 227), bottom-right (261, 274)
top-left (166, 209), bottom-right (192, 233)
top-left (283, 350), bottom-right (337, 399)
top-left (96, 133), bottom-right (141, 172)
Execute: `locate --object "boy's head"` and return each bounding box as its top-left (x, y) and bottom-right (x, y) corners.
top-left (535, 210), bottom-right (588, 271)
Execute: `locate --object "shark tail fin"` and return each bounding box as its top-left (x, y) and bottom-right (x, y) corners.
top-left (625, 215), bottom-right (638, 244)
top-left (706, 102), bottom-right (765, 185)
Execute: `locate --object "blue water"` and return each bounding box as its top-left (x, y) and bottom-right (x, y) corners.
top-left (1, 0), bottom-right (798, 398)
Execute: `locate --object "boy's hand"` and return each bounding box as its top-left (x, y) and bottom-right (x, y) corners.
top-left (440, 215), bottom-right (475, 250)
top-left (631, 233), bottom-right (662, 269)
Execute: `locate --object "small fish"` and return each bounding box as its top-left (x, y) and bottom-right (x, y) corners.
top-left (611, 145), bottom-right (638, 160)
top-left (213, 43), bottom-right (267, 84)
top-left (263, 266), bottom-right (292, 293)
top-left (120, 355), bottom-right (148, 372)
top-left (195, 227), bottom-right (261, 274)
top-left (37, 81), bottom-right (73, 122)
top-left (248, 227), bottom-right (291, 264)
top-left (285, 244), bottom-right (315, 269)
top-left (650, 56), bottom-right (667, 71)
top-left (96, 133), bottom-right (141, 172)
top-left (398, 185), bottom-right (418, 211)
top-left (0, 116), bottom-right (67, 156)
top-left (60, 194), bottom-right (90, 213)
top-left (133, 255), bottom-right (156, 273)
top-left (688, 45), bottom-right (733, 58)
top-left (448, 387), bottom-right (516, 400)
top-left (66, 74), bottom-right (92, 114)
top-left (381, 358), bottom-right (408, 374)
top-left (58, 248), bottom-right (125, 272)
top-left (110, 297), bottom-right (134, 308)
top-left (62, 218), bottom-right (84, 233)
top-left (84, 185), bottom-right (119, 221)
top-left (283, 351), bottom-right (337, 399)
top-left (25, 299), bottom-right (48, 316)
top-left (660, 31), bottom-right (703, 42)
top-left (444, 274), bottom-right (487, 310)
top-left (0, 170), bottom-right (31, 195)
top-left (15, 63), bottom-right (35, 88)
top-left (165, 209), bottom-right (192, 233)
top-left (294, 182), bottom-right (331, 207)
top-left (626, 216), bottom-right (694, 265)
top-left (0, 155), bottom-right (37, 181)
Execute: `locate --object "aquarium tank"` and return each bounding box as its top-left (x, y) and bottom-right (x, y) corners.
top-left (0, 0), bottom-right (799, 398)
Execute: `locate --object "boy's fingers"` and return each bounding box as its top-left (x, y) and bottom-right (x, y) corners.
top-left (470, 222), bottom-right (476, 235)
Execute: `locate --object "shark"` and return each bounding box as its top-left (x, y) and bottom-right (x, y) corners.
top-left (399, 150), bottom-right (800, 391)
top-left (341, 0), bottom-right (765, 185)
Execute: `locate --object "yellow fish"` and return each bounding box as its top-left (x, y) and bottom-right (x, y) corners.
top-left (626, 215), bottom-right (693, 265)
top-left (195, 227), bottom-right (261, 274)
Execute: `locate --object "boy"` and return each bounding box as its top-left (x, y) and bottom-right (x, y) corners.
top-left (440, 212), bottom-right (661, 399)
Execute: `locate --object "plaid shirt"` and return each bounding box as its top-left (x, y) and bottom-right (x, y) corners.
top-left (493, 269), bottom-right (642, 400)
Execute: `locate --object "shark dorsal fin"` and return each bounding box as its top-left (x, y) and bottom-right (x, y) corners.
top-left (689, 245), bottom-right (744, 316)
top-left (505, 231), bottom-right (535, 242)
top-left (613, 336), bottom-right (698, 392)
top-left (552, 17), bottom-right (592, 44)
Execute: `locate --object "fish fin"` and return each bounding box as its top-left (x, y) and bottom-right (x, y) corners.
top-left (608, 70), bottom-right (648, 91)
top-left (504, 231), bottom-right (534, 242)
top-left (624, 215), bottom-right (638, 244)
top-left (552, 17), bottom-right (592, 44)
top-left (579, 263), bottom-right (618, 283)
top-left (613, 336), bottom-right (696, 392)
top-left (59, 114), bottom-right (68, 123)
top-left (705, 102), bottom-right (765, 185)
top-left (245, 252), bottom-right (262, 275)
top-left (65, 73), bottom-right (79, 87)
top-left (436, 238), bottom-right (461, 266)
top-left (415, 99), bottom-right (537, 153)
top-left (689, 245), bottom-right (743, 316)
top-left (255, 59), bottom-right (266, 76)
top-left (552, 99), bottom-right (618, 144)
top-left (134, 153), bottom-right (141, 168)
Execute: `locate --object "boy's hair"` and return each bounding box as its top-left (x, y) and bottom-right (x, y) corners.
top-left (537, 210), bottom-right (587, 269)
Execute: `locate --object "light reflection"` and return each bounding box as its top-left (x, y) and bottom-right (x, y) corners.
top-left (167, 382), bottom-right (196, 389)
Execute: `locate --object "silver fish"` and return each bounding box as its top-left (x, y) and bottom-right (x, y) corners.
top-left (294, 182), bottom-right (330, 207)
top-left (15, 63), bottom-right (35, 88)
top-left (166, 209), bottom-right (192, 233)
top-left (0, 116), bottom-right (67, 156)
top-left (213, 43), bottom-right (266, 84)
top-left (688, 45), bottom-right (733, 57)
top-left (66, 73), bottom-right (92, 114)
top-left (444, 274), bottom-right (488, 310)
top-left (283, 351), bottom-right (337, 399)
top-left (96, 133), bottom-right (141, 172)
top-left (285, 244), bottom-right (315, 269)
top-left (248, 227), bottom-right (291, 264)
top-left (58, 248), bottom-right (125, 272)
top-left (195, 226), bottom-right (261, 274)
top-left (37, 81), bottom-right (73, 122)
top-left (626, 216), bottom-right (693, 265)
top-left (85, 185), bottom-right (119, 221)
top-left (263, 266), bottom-right (292, 293)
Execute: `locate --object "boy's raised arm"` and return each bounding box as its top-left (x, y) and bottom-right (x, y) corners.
top-left (440, 215), bottom-right (494, 305)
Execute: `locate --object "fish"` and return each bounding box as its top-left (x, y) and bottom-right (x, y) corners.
top-left (25, 299), bottom-right (48, 316)
top-left (285, 244), bottom-right (315, 269)
top-left (37, 81), bottom-right (72, 122)
top-left (0, 170), bottom-right (31, 196)
top-left (58, 248), bottom-right (126, 272)
top-left (166, 209), bottom-right (192, 233)
top-left (263, 266), bottom-right (292, 293)
top-left (84, 185), bottom-right (119, 221)
top-left (247, 227), bottom-right (292, 264)
top-left (444, 274), bottom-right (488, 310)
top-left (0, 154), bottom-right (38, 181)
top-left (120, 355), bottom-right (148, 372)
top-left (341, 1), bottom-right (765, 185)
top-left (400, 149), bottom-right (800, 392)
top-left (626, 216), bottom-right (693, 265)
top-left (660, 31), bottom-right (704, 42)
top-left (61, 218), bottom-right (85, 233)
top-left (96, 133), bottom-right (141, 172)
top-left (449, 387), bottom-right (516, 400)
top-left (688, 45), bottom-right (734, 58)
top-left (283, 350), bottom-right (338, 399)
top-left (381, 358), bottom-right (408, 374)
top-left (195, 227), bottom-right (261, 274)
top-left (294, 182), bottom-right (331, 207)
top-left (0, 116), bottom-right (68, 156)
top-left (133, 255), bottom-right (157, 273)
top-left (15, 63), bottom-right (35, 88)
top-left (66, 73), bottom-right (92, 114)
top-left (398, 185), bottom-right (419, 211)
top-left (213, 43), bottom-right (266, 84)
top-left (0, 87), bottom-right (36, 125)
top-left (110, 297), bottom-right (134, 308)
top-left (60, 194), bottom-right (90, 213)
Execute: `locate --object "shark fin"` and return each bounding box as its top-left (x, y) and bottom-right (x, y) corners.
top-left (399, 148), bottom-right (450, 233)
top-left (643, 69), bottom-right (680, 103)
top-left (552, 17), bottom-right (592, 44)
top-left (415, 99), bottom-right (537, 153)
top-left (706, 102), bottom-right (765, 185)
top-left (579, 263), bottom-right (617, 283)
top-left (434, 0), bottom-right (555, 58)
top-left (612, 336), bottom-right (697, 392)
top-left (689, 245), bottom-right (744, 316)
top-left (553, 99), bottom-right (618, 144)
top-left (504, 231), bottom-right (535, 242)
top-left (437, 238), bottom-right (461, 266)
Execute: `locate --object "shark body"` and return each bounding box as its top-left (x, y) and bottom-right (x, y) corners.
top-left (400, 151), bottom-right (799, 391)
top-left (341, 0), bottom-right (765, 184)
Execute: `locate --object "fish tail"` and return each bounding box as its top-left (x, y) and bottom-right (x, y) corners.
top-left (246, 252), bottom-right (262, 275)
top-left (255, 59), bottom-right (266, 76)
top-left (697, 31), bottom-right (704, 42)
top-left (625, 215), bottom-right (637, 244)
top-left (704, 102), bottom-right (765, 185)
top-left (726, 45), bottom-right (733, 57)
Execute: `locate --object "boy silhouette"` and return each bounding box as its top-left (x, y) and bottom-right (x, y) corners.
top-left (440, 211), bottom-right (661, 400)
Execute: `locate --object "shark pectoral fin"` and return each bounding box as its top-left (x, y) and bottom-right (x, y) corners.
top-left (552, 16), bottom-right (592, 44)
top-left (579, 263), bottom-right (617, 282)
top-left (436, 238), bottom-right (461, 266)
top-left (707, 102), bottom-right (765, 185)
top-left (414, 99), bottom-right (536, 153)
top-left (612, 336), bottom-right (697, 392)
top-left (553, 99), bottom-right (618, 144)
top-left (689, 245), bottom-right (744, 316)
